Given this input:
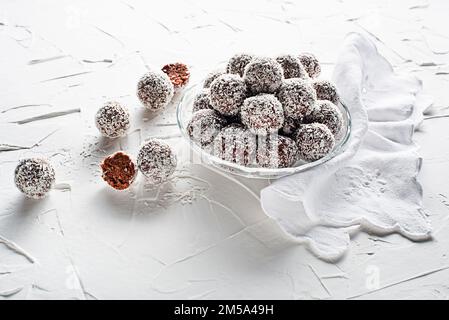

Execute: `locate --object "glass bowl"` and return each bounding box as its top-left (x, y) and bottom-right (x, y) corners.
top-left (176, 84), bottom-right (352, 179)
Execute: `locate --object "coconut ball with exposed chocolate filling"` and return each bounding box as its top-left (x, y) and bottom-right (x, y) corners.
top-left (298, 53), bottom-right (321, 78)
top-left (312, 79), bottom-right (339, 105)
top-left (14, 158), bottom-right (55, 199)
top-left (209, 74), bottom-right (247, 116)
top-left (137, 70), bottom-right (174, 111)
top-left (256, 134), bottom-right (298, 168)
top-left (276, 54), bottom-right (309, 79)
top-left (100, 151), bottom-right (136, 190)
top-left (187, 109), bottom-right (227, 147)
top-left (241, 94), bottom-right (284, 135)
top-left (162, 62), bottom-right (190, 88)
top-left (306, 100), bottom-right (343, 136)
top-left (281, 116), bottom-right (300, 137)
top-left (203, 69), bottom-right (226, 89)
top-left (137, 139), bottom-right (177, 184)
top-left (277, 78), bottom-right (316, 120)
top-left (213, 124), bottom-right (257, 166)
top-left (95, 101), bottom-right (130, 138)
top-left (192, 89), bottom-right (213, 112)
top-left (243, 57), bottom-right (284, 94)
top-left (226, 53), bottom-right (254, 77)
top-left (294, 123), bottom-right (335, 161)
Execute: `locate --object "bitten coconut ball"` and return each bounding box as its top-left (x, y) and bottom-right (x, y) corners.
top-left (226, 53), bottom-right (254, 77)
top-left (241, 94), bottom-right (284, 135)
top-left (209, 74), bottom-right (247, 116)
top-left (14, 158), bottom-right (55, 199)
top-left (187, 109), bottom-right (227, 147)
top-left (203, 69), bottom-right (226, 89)
top-left (277, 78), bottom-right (317, 120)
top-left (298, 53), bottom-right (321, 78)
top-left (256, 134), bottom-right (298, 168)
top-left (192, 89), bottom-right (213, 112)
top-left (95, 101), bottom-right (130, 138)
top-left (295, 123), bottom-right (335, 161)
top-left (312, 79), bottom-right (339, 105)
top-left (100, 151), bottom-right (136, 190)
top-left (276, 54), bottom-right (309, 79)
top-left (243, 57), bottom-right (284, 94)
top-left (137, 139), bottom-right (177, 184)
top-left (306, 100), bottom-right (343, 136)
top-left (213, 124), bottom-right (257, 166)
top-left (137, 70), bottom-right (174, 111)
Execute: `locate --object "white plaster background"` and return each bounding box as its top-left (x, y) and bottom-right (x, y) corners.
top-left (0, 0), bottom-right (449, 300)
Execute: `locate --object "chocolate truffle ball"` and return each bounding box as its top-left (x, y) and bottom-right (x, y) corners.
top-left (243, 57), bottom-right (284, 94)
top-left (277, 78), bottom-right (316, 120)
top-left (306, 100), bottom-right (343, 136)
top-left (226, 53), bottom-right (254, 77)
top-left (209, 74), bottom-right (247, 116)
top-left (276, 54), bottom-right (309, 79)
top-left (100, 152), bottom-right (136, 190)
top-left (281, 116), bottom-right (300, 137)
top-left (162, 62), bottom-right (190, 88)
top-left (187, 109), bottom-right (227, 147)
top-left (295, 123), bottom-right (335, 161)
top-left (137, 139), bottom-right (177, 184)
top-left (256, 134), bottom-right (298, 168)
top-left (95, 101), bottom-right (130, 138)
top-left (192, 89), bottom-right (213, 112)
top-left (241, 94), bottom-right (284, 135)
top-left (137, 71), bottom-right (174, 111)
top-left (203, 69), bottom-right (226, 89)
top-left (298, 53), bottom-right (321, 78)
top-left (14, 158), bottom-right (55, 199)
top-left (312, 79), bottom-right (339, 105)
top-left (213, 124), bottom-right (257, 166)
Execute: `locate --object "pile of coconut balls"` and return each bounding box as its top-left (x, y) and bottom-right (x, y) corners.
top-left (187, 53), bottom-right (343, 168)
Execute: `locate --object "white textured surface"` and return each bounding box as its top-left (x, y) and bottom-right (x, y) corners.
top-left (1, 0), bottom-right (449, 300)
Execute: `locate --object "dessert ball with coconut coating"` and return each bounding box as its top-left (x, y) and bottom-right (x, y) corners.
top-left (203, 69), bottom-right (226, 89)
top-left (313, 79), bottom-right (339, 105)
top-left (298, 53), bottom-right (321, 78)
top-left (137, 139), bottom-right (177, 184)
top-left (243, 57), bottom-right (284, 94)
top-left (101, 151), bottom-right (136, 190)
top-left (295, 123), bottom-right (335, 161)
top-left (276, 54), bottom-right (308, 79)
top-left (306, 100), bottom-right (343, 136)
top-left (256, 134), bottom-right (298, 168)
top-left (187, 109), bottom-right (227, 147)
top-left (137, 70), bottom-right (174, 111)
top-left (241, 94), bottom-right (284, 135)
top-left (14, 158), bottom-right (55, 199)
top-left (209, 74), bottom-right (247, 116)
top-left (277, 78), bottom-right (316, 120)
top-left (95, 101), bottom-right (130, 138)
top-left (226, 53), bottom-right (254, 77)
top-left (192, 89), bottom-right (213, 112)
top-left (213, 124), bottom-right (257, 166)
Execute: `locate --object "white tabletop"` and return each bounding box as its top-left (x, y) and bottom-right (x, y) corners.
top-left (1, 0), bottom-right (449, 300)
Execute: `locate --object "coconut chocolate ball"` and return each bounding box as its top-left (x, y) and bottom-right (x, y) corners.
top-left (281, 116), bottom-right (300, 137)
top-left (95, 101), bottom-right (130, 138)
top-left (137, 70), bottom-right (174, 111)
top-left (243, 57), bottom-right (284, 94)
top-left (162, 62), bottom-right (190, 88)
top-left (100, 152), bottom-right (136, 190)
top-left (203, 69), bottom-right (226, 89)
top-left (192, 89), bottom-right (213, 112)
top-left (294, 123), bottom-right (335, 161)
top-left (187, 109), bottom-right (227, 147)
top-left (213, 124), bottom-right (257, 166)
top-left (277, 78), bottom-right (316, 120)
top-left (256, 134), bottom-right (298, 168)
top-left (276, 54), bottom-right (309, 79)
top-left (241, 94), bottom-right (284, 135)
top-left (306, 100), bottom-right (343, 136)
top-left (298, 53), bottom-right (321, 78)
top-left (209, 74), bottom-right (247, 116)
top-left (226, 53), bottom-right (254, 77)
top-left (137, 139), bottom-right (177, 184)
top-left (312, 79), bottom-right (339, 105)
top-left (14, 158), bottom-right (55, 199)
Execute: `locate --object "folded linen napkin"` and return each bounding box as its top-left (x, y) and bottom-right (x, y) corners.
top-left (260, 32), bottom-right (433, 261)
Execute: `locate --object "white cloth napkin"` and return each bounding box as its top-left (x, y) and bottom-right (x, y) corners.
top-left (260, 32), bottom-right (433, 261)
